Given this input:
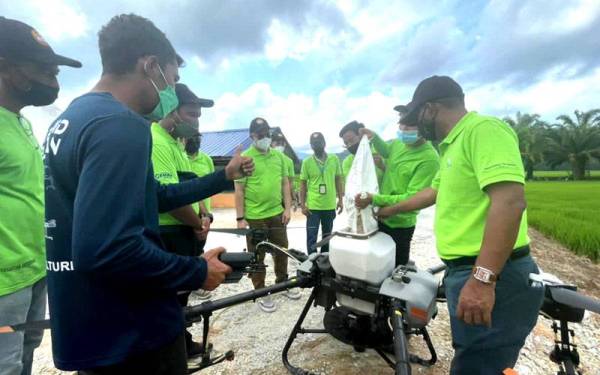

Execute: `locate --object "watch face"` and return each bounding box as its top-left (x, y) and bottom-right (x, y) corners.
top-left (474, 267), bottom-right (492, 283)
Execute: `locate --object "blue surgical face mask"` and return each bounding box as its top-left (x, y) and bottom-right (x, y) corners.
top-left (146, 63), bottom-right (179, 121)
top-left (397, 129), bottom-right (420, 145)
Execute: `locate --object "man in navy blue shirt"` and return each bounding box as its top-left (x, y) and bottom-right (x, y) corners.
top-left (43, 14), bottom-right (253, 374)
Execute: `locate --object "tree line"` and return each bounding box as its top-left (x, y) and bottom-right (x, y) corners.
top-left (503, 109), bottom-right (600, 180)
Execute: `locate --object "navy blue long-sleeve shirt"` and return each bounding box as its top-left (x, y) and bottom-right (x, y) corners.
top-left (43, 92), bottom-right (232, 370)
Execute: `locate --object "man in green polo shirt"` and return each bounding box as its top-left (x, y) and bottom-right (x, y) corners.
top-left (378, 76), bottom-right (543, 374)
top-left (339, 120), bottom-right (384, 183)
top-left (0, 17), bottom-right (81, 375)
top-left (235, 117), bottom-right (300, 313)
top-left (354, 106), bottom-right (439, 266)
top-left (151, 83), bottom-right (216, 357)
top-left (300, 132), bottom-right (344, 254)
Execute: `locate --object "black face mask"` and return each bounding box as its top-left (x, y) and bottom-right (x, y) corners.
top-left (347, 142), bottom-right (359, 155)
top-left (312, 141), bottom-right (325, 155)
top-left (417, 105), bottom-right (438, 141)
top-left (185, 136), bottom-right (200, 154)
top-left (15, 80), bottom-right (59, 107)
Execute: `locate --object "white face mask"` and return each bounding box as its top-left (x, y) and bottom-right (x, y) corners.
top-left (273, 145), bottom-right (285, 153)
top-left (254, 137), bottom-right (272, 151)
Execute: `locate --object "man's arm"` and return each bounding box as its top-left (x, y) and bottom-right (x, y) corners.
top-left (477, 182), bottom-right (527, 274)
top-left (156, 147), bottom-right (253, 213)
top-left (335, 159), bottom-right (344, 213)
top-left (376, 187), bottom-right (438, 218)
top-left (234, 181), bottom-right (247, 228)
top-left (299, 179), bottom-right (309, 216)
top-left (72, 116), bottom-right (207, 291)
top-left (361, 160), bottom-right (439, 209)
top-left (282, 176), bottom-right (292, 224)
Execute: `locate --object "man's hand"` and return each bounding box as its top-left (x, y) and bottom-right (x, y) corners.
top-left (201, 247), bottom-right (233, 291)
top-left (301, 205), bottom-right (311, 217)
top-left (456, 276), bottom-right (495, 327)
top-left (282, 209), bottom-right (291, 225)
top-left (373, 154), bottom-right (385, 171)
top-left (354, 193), bottom-right (372, 209)
top-left (237, 219), bottom-right (248, 229)
top-left (225, 146), bottom-right (255, 180)
top-left (358, 128), bottom-right (375, 140)
top-left (336, 199), bottom-right (344, 214)
top-left (194, 216), bottom-right (211, 241)
top-left (376, 205), bottom-right (396, 219)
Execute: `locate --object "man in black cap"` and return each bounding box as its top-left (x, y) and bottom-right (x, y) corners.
top-left (0, 17), bottom-right (81, 375)
top-left (235, 117), bottom-right (299, 313)
top-left (150, 83), bottom-right (215, 357)
top-left (378, 75), bottom-right (543, 374)
top-left (299, 132), bottom-right (344, 253)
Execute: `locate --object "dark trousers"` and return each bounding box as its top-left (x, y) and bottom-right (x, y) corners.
top-left (378, 222), bottom-right (415, 266)
top-left (444, 255), bottom-right (543, 374)
top-left (160, 226), bottom-right (202, 354)
top-left (306, 209), bottom-right (336, 254)
top-left (78, 333), bottom-right (187, 375)
top-left (246, 214), bottom-right (289, 289)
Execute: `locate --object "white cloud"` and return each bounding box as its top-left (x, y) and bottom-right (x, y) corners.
top-left (468, 67), bottom-right (600, 122)
top-left (199, 83), bottom-right (399, 152)
top-left (6, 0), bottom-right (89, 42)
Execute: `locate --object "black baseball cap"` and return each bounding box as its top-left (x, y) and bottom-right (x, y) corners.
top-left (310, 132), bottom-right (325, 144)
top-left (249, 117), bottom-right (270, 134)
top-left (0, 17), bottom-right (81, 68)
top-left (401, 75), bottom-right (463, 124)
top-left (175, 83), bottom-right (214, 108)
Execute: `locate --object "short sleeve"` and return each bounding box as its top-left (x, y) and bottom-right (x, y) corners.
top-left (333, 155), bottom-right (342, 176)
top-left (300, 159), bottom-right (308, 181)
top-left (151, 144), bottom-right (179, 185)
top-left (431, 170), bottom-right (441, 190)
top-left (468, 120), bottom-right (525, 189)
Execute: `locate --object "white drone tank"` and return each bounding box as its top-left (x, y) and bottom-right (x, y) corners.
top-left (329, 231), bottom-right (396, 285)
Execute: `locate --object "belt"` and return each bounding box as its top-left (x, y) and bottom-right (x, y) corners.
top-left (442, 245), bottom-right (530, 269)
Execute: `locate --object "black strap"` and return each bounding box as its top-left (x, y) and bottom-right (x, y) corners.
top-left (442, 245), bottom-right (530, 269)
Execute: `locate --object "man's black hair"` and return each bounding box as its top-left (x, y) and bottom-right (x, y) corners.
top-left (98, 14), bottom-right (180, 75)
top-left (339, 120), bottom-right (365, 138)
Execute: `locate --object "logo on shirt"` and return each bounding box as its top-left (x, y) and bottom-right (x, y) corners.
top-left (44, 119), bottom-right (70, 157)
top-left (46, 260), bottom-right (74, 272)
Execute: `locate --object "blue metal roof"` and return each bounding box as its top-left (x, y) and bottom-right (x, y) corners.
top-left (200, 128), bottom-right (253, 157)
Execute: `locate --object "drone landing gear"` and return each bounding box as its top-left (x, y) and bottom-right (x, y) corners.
top-left (550, 319), bottom-right (581, 375)
top-left (187, 313), bottom-right (235, 374)
top-left (281, 289), bottom-right (437, 375)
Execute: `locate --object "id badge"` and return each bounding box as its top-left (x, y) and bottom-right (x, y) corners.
top-left (319, 184), bottom-right (327, 195)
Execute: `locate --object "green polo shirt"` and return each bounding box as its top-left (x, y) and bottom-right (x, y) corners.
top-left (0, 106), bottom-right (45, 296)
top-left (238, 146), bottom-right (289, 220)
top-left (189, 151), bottom-right (215, 212)
top-left (370, 135), bottom-right (439, 228)
top-left (150, 123), bottom-right (199, 226)
top-left (432, 112), bottom-right (529, 260)
top-left (300, 154), bottom-right (342, 210)
top-left (283, 154), bottom-right (295, 190)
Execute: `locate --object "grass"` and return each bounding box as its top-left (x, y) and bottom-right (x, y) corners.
top-left (533, 170), bottom-right (600, 179)
top-left (525, 181), bottom-right (600, 261)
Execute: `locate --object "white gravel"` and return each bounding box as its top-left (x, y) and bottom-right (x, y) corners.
top-left (33, 207), bottom-right (600, 375)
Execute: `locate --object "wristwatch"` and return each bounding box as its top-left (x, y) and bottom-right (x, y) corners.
top-left (236, 217), bottom-right (245, 222)
top-left (472, 266), bottom-right (498, 284)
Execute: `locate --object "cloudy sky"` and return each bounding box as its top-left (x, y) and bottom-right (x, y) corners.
top-left (4, 0), bottom-right (600, 153)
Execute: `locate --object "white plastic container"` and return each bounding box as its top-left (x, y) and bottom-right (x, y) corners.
top-left (329, 231), bottom-right (396, 286)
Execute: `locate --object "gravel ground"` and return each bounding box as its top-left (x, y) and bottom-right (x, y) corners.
top-left (33, 207), bottom-right (600, 375)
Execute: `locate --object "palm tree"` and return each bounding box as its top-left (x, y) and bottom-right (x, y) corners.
top-left (544, 109), bottom-right (600, 180)
top-left (504, 112), bottom-right (548, 180)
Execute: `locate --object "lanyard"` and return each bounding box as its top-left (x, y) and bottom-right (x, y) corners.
top-left (312, 155), bottom-right (329, 178)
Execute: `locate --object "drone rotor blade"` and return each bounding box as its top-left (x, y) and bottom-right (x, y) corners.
top-left (550, 287), bottom-right (600, 315)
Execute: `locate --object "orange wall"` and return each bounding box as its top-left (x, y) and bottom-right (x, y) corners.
top-left (211, 192), bottom-right (236, 208)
